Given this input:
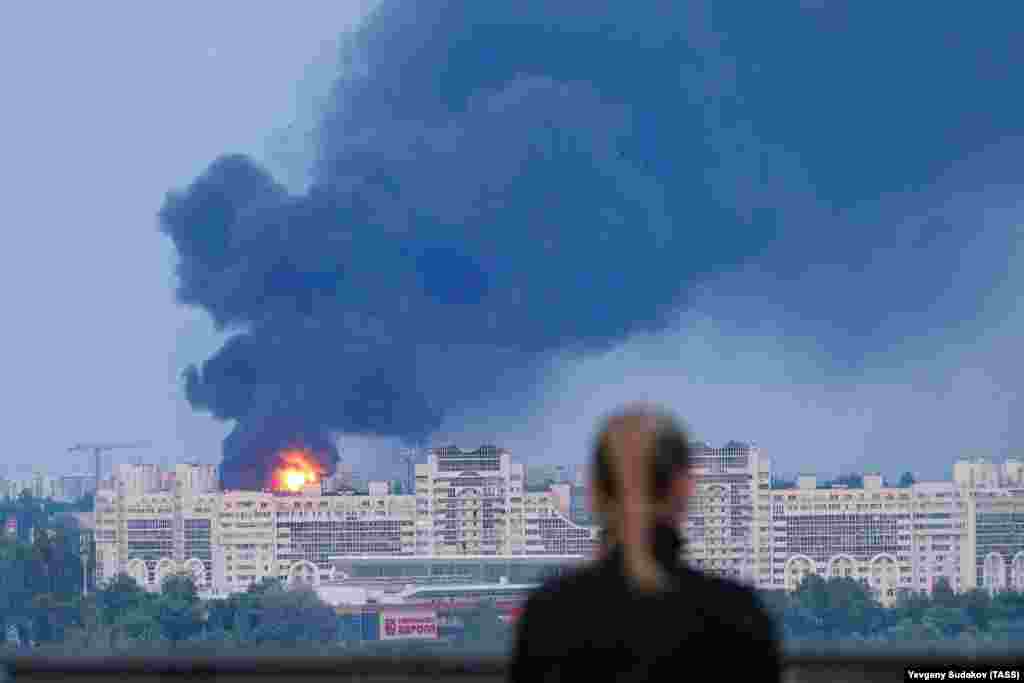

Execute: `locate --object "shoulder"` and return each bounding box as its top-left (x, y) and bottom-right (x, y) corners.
top-left (523, 562), bottom-right (603, 612)
top-left (680, 568), bottom-right (780, 639)
top-left (515, 561), bottom-right (612, 638)
top-left (510, 563), bottom-right (602, 674)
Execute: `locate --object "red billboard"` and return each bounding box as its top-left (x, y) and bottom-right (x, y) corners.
top-left (379, 610), bottom-right (439, 640)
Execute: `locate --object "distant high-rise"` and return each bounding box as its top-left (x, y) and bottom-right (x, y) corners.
top-left (115, 463), bottom-right (162, 497)
top-left (416, 445), bottom-right (594, 556)
top-left (568, 484), bottom-right (592, 526)
top-left (174, 463), bottom-right (217, 495)
top-left (58, 475), bottom-right (94, 502)
top-left (685, 441), bottom-right (770, 588)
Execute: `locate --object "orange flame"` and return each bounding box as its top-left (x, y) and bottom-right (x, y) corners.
top-left (271, 449), bottom-right (324, 493)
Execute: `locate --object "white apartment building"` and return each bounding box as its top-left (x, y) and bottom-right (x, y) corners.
top-left (94, 448), bottom-right (596, 596)
top-left (58, 475), bottom-right (94, 502)
top-left (114, 463), bottom-right (164, 497)
top-left (767, 473), bottom-right (913, 606)
top-left (970, 487), bottom-right (1024, 593)
top-left (94, 463), bottom-right (220, 590)
top-left (685, 441), bottom-right (771, 587)
top-left (415, 445), bottom-right (595, 557)
top-left (761, 459), bottom-right (1024, 606)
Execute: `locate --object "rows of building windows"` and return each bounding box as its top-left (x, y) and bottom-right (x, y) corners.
top-left (94, 452), bottom-right (1024, 602)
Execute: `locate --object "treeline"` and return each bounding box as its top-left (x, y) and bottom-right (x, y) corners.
top-left (2, 558), bottom-right (511, 654)
top-left (0, 504), bottom-right (88, 646)
top-left (759, 574), bottom-right (1024, 643)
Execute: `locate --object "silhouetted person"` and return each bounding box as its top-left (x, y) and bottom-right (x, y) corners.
top-left (509, 404), bottom-right (782, 682)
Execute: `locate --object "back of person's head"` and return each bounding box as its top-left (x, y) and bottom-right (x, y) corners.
top-left (587, 404), bottom-right (692, 589)
top-left (590, 403), bottom-right (692, 511)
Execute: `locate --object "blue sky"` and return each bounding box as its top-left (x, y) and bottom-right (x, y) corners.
top-left (2, 2), bottom-right (1021, 484)
top-left (0, 1), bottom-right (370, 476)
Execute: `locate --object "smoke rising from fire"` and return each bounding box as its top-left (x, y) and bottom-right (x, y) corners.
top-left (161, 2), bottom-right (1022, 488)
top-left (160, 3), bottom-right (738, 489)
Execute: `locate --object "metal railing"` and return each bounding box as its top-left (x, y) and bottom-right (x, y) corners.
top-left (2, 644), bottom-right (1023, 682)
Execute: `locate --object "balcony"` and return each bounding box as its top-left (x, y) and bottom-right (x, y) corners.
top-left (4, 643), bottom-right (1023, 683)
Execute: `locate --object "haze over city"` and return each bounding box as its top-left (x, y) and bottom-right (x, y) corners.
top-left (1, 1), bottom-right (1021, 486)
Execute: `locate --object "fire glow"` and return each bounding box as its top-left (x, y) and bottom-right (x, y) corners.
top-left (271, 449), bottom-right (324, 493)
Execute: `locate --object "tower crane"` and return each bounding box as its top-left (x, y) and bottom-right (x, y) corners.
top-left (68, 441), bottom-right (152, 495)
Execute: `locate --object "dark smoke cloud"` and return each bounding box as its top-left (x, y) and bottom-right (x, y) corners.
top-left (161, 1), bottom-right (1024, 488)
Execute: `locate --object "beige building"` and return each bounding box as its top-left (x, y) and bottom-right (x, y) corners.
top-left (94, 463), bottom-right (220, 591)
top-left (968, 485), bottom-right (1024, 593)
top-left (758, 458), bottom-right (1024, 606)
top-left (94, 448), bottom-right (596, 596)
top-left (414, 445), bottom-right (595, 557)
top-left (685, 441), bottom-right (771, 587)
top-left (766, 473), bottom-right (913, 606)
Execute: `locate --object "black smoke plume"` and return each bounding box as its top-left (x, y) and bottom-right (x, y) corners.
top-left (161, 2), bottom-right (1002, 489)
top-left (160, 3), bottom-right (754, 490)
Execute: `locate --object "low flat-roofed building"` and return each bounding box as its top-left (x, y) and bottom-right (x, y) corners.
top-left (329, 553), bottom-right (588, 586)
top-left (317, 580), bottom-right (540, 608)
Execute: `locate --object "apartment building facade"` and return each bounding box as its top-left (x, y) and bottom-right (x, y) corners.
top-left (685, 441), bottom-right (772, 587)
top-left (759, 459), bottom-right (1024, 605)
top-left (93, 447), bottom-right (1024, 603)
top-left (94, 447), bottom-right (597, 595)
top-left (414, 445), bottom-right (595, 557)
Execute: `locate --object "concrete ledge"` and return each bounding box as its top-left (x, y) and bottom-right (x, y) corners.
top-left (3, 646), bottom-right (1023, 682)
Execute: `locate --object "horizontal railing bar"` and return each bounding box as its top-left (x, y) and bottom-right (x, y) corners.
top-left (4, 651), bottom-right (1024, 674)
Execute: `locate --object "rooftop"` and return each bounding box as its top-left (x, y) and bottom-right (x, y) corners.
top-left (329, 554), bottom-right (590, 564)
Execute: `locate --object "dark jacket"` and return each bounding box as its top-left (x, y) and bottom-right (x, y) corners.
top-left (508, 525), bottom-right (782, 682)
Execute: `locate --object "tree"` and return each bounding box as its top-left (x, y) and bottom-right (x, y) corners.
top-left (456, 599), bottom-right (508, 650)
top-left (95, 573), bottom-right (146, 625)
top-left (894, 590), bottom-right (931, 625)
top-left (898, 472), bottom-right (916, 488)
top-left (246, 584), bottom-right (338, 646)
top-left (117, 605), bottom-right (161, 644)
top-left (932, 577), bottom-right (957, 608)
top-left (155, 574), bottom-right (203, 645)
top-left (789, 575), bottom-right (879, 638)
top-left (30, 593), bottom-right (58, 643)
top-left (961, 588), bottom-right (993, 631)
top-left (888, 618), bottom-right (942, 641)
top-left (922, 606), bottom-right (972, 639)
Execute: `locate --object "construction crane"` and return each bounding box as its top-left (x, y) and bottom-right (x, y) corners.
top-left (68, 441), bottom-right (152, 495)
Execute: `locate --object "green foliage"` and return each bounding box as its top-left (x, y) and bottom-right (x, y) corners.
top-left (932, 577), bottom-right (957, 607)
top-left (96, 573), bottom-right (147, 624)
top-left (0, 497), bottom-right (90, 649)
top-left (155, 574), bottom-right (203, 644)
top-left (245, 582), bottom-right (339, 646)
top-left (759, 574), bottom-right (1024, 644)
top-left (454, 598), bottom-right (510, 649)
